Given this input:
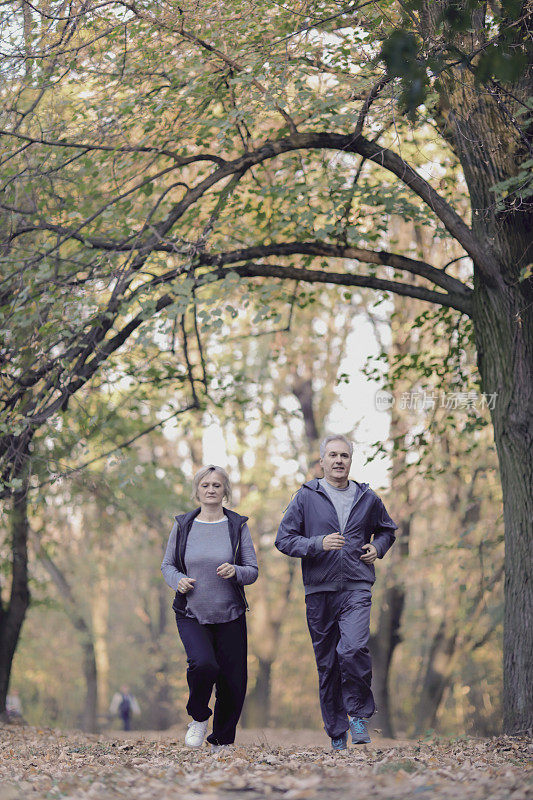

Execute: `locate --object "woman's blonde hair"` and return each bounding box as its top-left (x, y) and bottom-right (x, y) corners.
top-left (192, 465), bottom-right (232, 505)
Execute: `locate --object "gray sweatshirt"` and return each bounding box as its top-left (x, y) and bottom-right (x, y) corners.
top-left (161, 518), bottom-right (258, 624)
top-left (318, 478), bottom-right (360, 534)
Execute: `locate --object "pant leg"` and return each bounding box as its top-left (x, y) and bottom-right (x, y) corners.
top-left (207, 613), bottom-right (248, 745)
top-left (305, 592), bottom-right (348, 739)
top-left (336, 584), bottom-right (375, 719)
top-left (176, 614), bottom-right (219, 722)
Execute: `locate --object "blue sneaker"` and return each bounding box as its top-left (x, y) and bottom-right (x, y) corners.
top-left (349, 716), bottom-right (371, 744)
top-left (331, 731), bottom-right (348, 751)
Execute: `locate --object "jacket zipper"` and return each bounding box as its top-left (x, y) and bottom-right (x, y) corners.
top-left (345, 486), bottom-right (369, 528)
top-left (316, 485), bottom-right (369, 588)
top-left (173, 521), bottom-right (187, 612)
top-left (177, 521), bottom-right (186, 574)
top-left (234, 521), bottom-right (249, 611)
top-left (343, 487), bottom-right (369, 588)
top-left (315, 487), bottom-right (344, 588)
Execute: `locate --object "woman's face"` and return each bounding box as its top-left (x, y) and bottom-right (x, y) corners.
top-left (197, 471), bottom-right (226, 506)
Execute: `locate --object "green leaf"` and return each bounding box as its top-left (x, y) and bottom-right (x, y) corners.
top-left (519, 265), bottom-right (532, 283)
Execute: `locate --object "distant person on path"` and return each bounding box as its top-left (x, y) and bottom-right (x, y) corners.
top-left (6, 689), bottom-right (23, 721)
top-left (161, 465), bottom-right (258, 752)
top-left (275, 435), bottom-right (397, 751)
top-left (109, 686), bottom-right (140, 730)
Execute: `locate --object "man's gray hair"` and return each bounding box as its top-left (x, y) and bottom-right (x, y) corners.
top-left (192, 465), bottom-right (232, 505)
top-left (319, 435), bottom-right (354, 459)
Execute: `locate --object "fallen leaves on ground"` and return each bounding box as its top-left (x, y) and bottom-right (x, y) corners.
top-left (0, 725), bottom-right (531, 799)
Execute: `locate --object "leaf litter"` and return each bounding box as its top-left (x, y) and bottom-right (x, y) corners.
top-left (0, 726), bottom-right (531, 800)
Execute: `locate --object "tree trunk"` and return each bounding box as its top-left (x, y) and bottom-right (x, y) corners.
top-left (243, 659), bottom-right (272, 728)
top-left (151, 583), bottom-right (174, 730)
top-left (370, 582), bottom-right (405, 737)
top-left (37, 547), bottom-right (99, 732)
top-left (241, 559), bottom-right (296, 728)
top-left (292, 377), bottom-right (319, 446)
top-left (80, 639), bottom-right (99, 733)
top-left (412, 561), bottom-right (502, 736)
top-left (146, 583), bottom-right (174, 730)
top-left (473, 286), bottom-right (533, 733)
top-left (134, 571), bottom-right (175, 730)
top-left (0, 464), bottom-right (30, 717)
top-left (493, 359), bottom-right (532, 735)
top-left (91, 569), bottom-right (110, 715)
top-left (414, 620), bottom-right (458, 734)
top-left (428, 0), bottom-right (533, 733)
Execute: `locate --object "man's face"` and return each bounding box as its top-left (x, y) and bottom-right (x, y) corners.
top-left (320, 440), bottom-right (352, 484)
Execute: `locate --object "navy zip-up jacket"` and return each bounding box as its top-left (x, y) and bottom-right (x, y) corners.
top-left (164, 507), bottom-right (258, 617)
top-left (275, 479), bottom-right (397, 591)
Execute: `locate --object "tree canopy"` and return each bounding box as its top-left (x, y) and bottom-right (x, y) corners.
top-left (0, 0), bottom-right (531, 732)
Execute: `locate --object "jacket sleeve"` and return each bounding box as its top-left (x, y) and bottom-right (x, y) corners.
top-left (275, 491), bottom-right (325, 558)
top-left (233, 523), bottom-right (259, 586)
top-left (161, 520), bottom-right (187, 591)
top-left (371, 497), bottom-right (398, 558)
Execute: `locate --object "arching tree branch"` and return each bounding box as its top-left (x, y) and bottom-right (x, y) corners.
top-left (217, 263), bottom-right (472, 314)
top-left (6, 131), bottom-right (498, 290)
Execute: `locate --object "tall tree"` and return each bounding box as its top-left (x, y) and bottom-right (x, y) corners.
top-left (0, 1), bottom-right (530, 730)
top-left (35, 539), bottom-right (99, 732)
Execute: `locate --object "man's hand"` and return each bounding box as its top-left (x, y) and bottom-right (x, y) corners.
top-left (177, 577), bottom-right (196, 594)
top-left (360, 543), bottom-right (378, 563)
top-left (323, 532), bottom-right (346, 551)
top-left (217, 562), bottom-right (236, 579)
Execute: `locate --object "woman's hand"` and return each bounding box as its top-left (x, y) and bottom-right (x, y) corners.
top-left (177, 577), bottom-right (196, 594)
top-left (216, 562), bottom-right (236, 579)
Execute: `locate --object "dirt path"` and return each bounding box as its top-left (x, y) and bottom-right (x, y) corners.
top-left (1, 725), bottom-right (530, 800)
top-left (103, 725), bottom-right (410, 749)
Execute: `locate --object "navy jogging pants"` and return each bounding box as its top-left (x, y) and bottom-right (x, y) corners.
top-left (305, 583), bottom-right (375, 739)
top-left (176, 612), bottom-right (247, 745)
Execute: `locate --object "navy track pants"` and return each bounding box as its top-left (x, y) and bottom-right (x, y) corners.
top-left (305, 584), bottom-right (375, 739)
top-left (176, 612), bottom-right (247, 745)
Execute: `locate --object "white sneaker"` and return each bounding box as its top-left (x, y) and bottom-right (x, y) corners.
top-left (184, 719), bottom-right (209, 747)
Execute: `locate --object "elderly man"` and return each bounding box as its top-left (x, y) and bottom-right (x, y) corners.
top-left (275, 435), bottom-right (397, 750)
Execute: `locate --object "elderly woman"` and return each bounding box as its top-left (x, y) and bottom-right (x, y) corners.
top-left (161, 465), bottom-right (258, 751)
